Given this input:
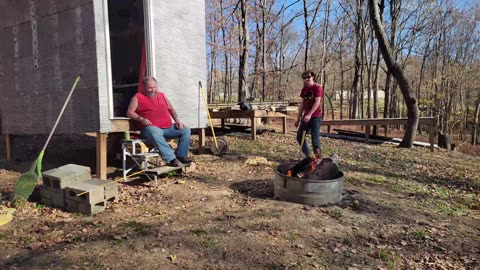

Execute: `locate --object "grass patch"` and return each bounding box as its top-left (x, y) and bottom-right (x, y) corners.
top-left (365, 175), bottom-right (386, 183)
top-left (433, 187), bottom-right (450, 199)
top-left (414, 229), bottom-right (427, 240)
top-left (420, 198), bottom-right (467, 215)
top-left (121, 221), bottom-right (152, 235)
top-left (202, 237), bottom-right (220, 251)
top-left (0, 232), bottom-right (7, 241)
top-left (327, 208), bottom-right (342, 219)
top-left (378, 250), bottom-right (399, 270)
top-left (191, 229), bottom-right (207, 236)
top-left (287, 232), bottom-right (302, 241)
top-left (19, 235), bottom-right (34, 245)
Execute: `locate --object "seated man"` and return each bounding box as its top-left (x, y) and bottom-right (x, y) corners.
top-left (127, 76), bottom-right (192, 166)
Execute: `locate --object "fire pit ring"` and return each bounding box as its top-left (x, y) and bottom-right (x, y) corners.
top-left (273, 162), bottom-right (344, 206)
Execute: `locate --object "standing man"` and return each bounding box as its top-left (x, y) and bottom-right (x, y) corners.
top-left (127, 76), bottom-right (192, 166)
top-left (294, 70), bottom-right (324, 158)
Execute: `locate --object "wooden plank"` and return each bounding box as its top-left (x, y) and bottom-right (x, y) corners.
top-left (209, 109), bottom-right (287, 141)
top-left (251, 116), bottom-right (257, 140)
top-left (209, 109), bottom-right (287, 119)
top-left (96, 132), bottom-right (108, 179)
top-left (198, 128), bottom-right (206, 148)
top-left (5, 135), bottom-right (12, 163)
top-left (145, 164), bottom-right (188, 175)
top-left (210, 110), bottom-right (254, 119)
top-left (365, 125), bottom-right (370, 143)
top-left (323, 117), bottom-right (435, 126)
top-left (110, 119), bottom-right (131, 132)
top-left (253, 110), bottom-right (288, 118)
top-left (429, 126), bottom-right (435, 152)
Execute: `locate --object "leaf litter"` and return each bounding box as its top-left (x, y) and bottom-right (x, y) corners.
top-left (0, 132), bottom-right (479, 269)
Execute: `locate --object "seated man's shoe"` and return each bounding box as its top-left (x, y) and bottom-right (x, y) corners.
top-left (176, 156), bottom-right (192, 164)
top-left (167, 158), bottom-right (182, 167)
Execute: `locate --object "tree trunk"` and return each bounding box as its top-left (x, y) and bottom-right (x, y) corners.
top-left (473, 93), bottom-right (480, 146)
top-left (261, 0), bottom-right (266, 102)
top-left (369, 0), bottom-right (419, 147)
top-left (238, 0), bottom-right (249, 102)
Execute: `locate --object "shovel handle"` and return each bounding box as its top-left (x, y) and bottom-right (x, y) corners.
top-left (199, 81), bottom-right (219, 150)
top-left (40, 76), bottom-right (81, 155)
top-left (300, 130), bottom-right (307, 150)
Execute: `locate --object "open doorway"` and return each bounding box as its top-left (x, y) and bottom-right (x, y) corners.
top-left (107, 0), bottom-right (145, 118)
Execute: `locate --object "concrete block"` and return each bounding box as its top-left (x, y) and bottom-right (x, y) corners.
top-left (65, 181), bottom-right (105, 205)
top-left (85, 178), bottom-right (119, 201)
top-left (40, 188), bottom-right (52, 200)
top-left (41, 197), bottom-right (53, 207)
top-left (42, 164), bottom-right (91, 190)
top-left (65, 199), bottom-right (79, 213)
top-left (79, 201), bottom-right (106, 215)
top-left (52, 191), bottom-right (66, 209)
top-left (40, 188), bottom-right (65, 209)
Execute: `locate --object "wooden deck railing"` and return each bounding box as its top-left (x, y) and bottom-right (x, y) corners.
top-left (322, 117), bottom-right (436, 151)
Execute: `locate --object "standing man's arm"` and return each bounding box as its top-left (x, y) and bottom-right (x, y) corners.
top-left (165, 97), bottom-right (184, 129)
top-left (295, 101), bottom-right (305, 127)
top-left (127, 96), bottom-right (151, 126)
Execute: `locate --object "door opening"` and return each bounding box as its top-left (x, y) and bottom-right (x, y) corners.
top-left (107, 0), bottom-right (145, 118)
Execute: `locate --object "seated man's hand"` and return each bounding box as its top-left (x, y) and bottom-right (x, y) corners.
top-left (175, 122), bottom-right (185, 129)
top-left (141, 118), bottom-right (152, 126)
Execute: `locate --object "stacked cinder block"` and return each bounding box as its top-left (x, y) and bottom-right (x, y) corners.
top-left (41, 164), bottom-right (119, 215)
top-left (41, 164), bottom-right (91, 209)
top-left (64, 179), bottom-right (119, 215)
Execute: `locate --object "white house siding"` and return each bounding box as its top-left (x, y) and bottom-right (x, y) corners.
top-left (148, 0), bottom-right (208, 129)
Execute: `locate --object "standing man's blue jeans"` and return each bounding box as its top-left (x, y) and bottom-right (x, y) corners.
top-left (141, 124), bottom-right (191, 163)
top-left (296, 117), bottom-right (322, 157)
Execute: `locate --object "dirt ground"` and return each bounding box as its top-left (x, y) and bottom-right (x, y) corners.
top-left (0, 122), bottom-right (479, 270)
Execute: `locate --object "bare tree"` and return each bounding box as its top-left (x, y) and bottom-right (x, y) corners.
top-left (369, 0), bottom-right (419, 147)
top-left (237, 0), bottom-right (250, 102)
top-left (302, 0), bottom-right (323, 70)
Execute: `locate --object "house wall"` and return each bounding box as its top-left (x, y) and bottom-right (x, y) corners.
top-left (0, 0), bottom-right (101, 134)
top-left (149, 0), bottom-right (208, 129)
top-left (0, 0), bottom-right (209, 134)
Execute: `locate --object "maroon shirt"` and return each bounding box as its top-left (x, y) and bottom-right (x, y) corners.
top-left (300, 83), bottom-right (323, 117)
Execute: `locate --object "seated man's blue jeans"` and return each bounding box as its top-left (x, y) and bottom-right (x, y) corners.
top-left (141, 124), bottom-right (191, 163)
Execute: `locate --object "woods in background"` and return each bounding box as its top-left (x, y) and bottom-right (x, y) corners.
top-left (205, 0), bottom-right (480, 148)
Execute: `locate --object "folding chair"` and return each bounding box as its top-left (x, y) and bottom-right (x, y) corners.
top-left (121, 138), bottom-right (160, 181)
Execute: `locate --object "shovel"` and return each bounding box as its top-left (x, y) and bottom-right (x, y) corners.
top-left (12, 76), bottom-right (81, 204)
top-left (198, 81), bottom-right (228, 155)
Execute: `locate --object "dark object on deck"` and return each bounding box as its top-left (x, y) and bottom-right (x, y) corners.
top-left (238, 102), bottom-right (252, 111)
top-left (438, 131), bottom-right (451, 149)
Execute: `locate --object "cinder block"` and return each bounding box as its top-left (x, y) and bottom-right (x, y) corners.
top-left (65, 199), bottom-right (79, 213)
top-left (52, 190), bottom-right (66, 209)
top-left (42, 164), bottom-right (91, 190)
top-left (65, 182), bottom-right (105, 205)
top-left (40, 188), bottom-right (65, 209)
top-left (40, 188), bottom-right (52, 200)
top-left (41, 197), bottom-right (53, 207)
top-left (78, 201), bottom-right (106, 215)
top-left (85, 178), bottom-right (119, 201)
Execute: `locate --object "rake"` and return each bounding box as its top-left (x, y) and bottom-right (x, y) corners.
top-left (12, 76), bottom-right (81, 204)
